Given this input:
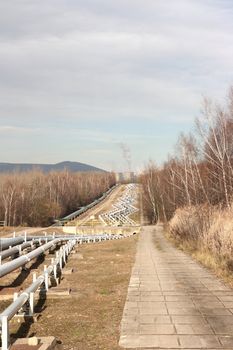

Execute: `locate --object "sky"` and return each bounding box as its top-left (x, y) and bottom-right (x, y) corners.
top-left (1, 0), bottom-right (233, 172)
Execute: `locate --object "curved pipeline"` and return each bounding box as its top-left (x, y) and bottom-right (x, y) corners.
top-left (0, 239), bottom-right (60, 278)
top-left (0, 240), bottom-right (40, 261)
top-left (0, 237), bottom-right (28, 251)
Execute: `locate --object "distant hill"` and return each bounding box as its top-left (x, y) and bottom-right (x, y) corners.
top-left (0, 161), bottom-right (105, 173)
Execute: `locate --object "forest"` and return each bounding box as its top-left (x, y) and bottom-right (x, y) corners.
top-left (0, 170), bottom-right (115, 227)
top-left (141, 87), bottom-right (233, 277)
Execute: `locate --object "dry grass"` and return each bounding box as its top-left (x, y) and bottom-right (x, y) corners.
top-left (0, 227), bottom-right (65, 238)
top-left (128, 200), bottom-right (140, 225)
top-left (0, 226), bottom-right (29, 237)
top-left (193, 250), bottom-right (233, 287)
top-left (166, 229), bottom-right (233, 288)
top-left (7, 235), bottom-right (137, 350)
top-left (74, 185), bottom-right (126, 227)
top-left (167, 204), bottom-right (233, 288)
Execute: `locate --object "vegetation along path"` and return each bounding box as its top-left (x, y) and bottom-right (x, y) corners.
top-left (119, 225), bottom-right (233, 349)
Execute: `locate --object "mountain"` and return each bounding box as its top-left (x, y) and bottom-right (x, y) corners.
top-left (0, 161), bottom-right (105, 173)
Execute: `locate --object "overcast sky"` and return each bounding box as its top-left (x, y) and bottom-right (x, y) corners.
top-left (1, 0), bottom-right (233, 171)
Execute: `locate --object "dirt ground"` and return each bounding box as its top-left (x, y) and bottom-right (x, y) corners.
top-left (0, 184), bottom-right (139, 349)
top-left (3, 235), bottom-right (138, 350)
top-left (0, 226), bottom-right (29, 237)
top-left (0, 227), bottom-right (65, 239)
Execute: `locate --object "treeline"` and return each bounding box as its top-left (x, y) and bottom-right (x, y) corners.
top-left (0, 171), bottom-right (115, 227)
top-left (141, 87), bottom-right (233, 223)
top-left (141, 87), bottom-right (233, 279)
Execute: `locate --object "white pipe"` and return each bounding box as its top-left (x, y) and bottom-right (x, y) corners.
top-left (0, 239), bottom-right (60, 278)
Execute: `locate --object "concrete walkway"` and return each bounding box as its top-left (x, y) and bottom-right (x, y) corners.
top-left (119, 225), bottom-right (233, 349)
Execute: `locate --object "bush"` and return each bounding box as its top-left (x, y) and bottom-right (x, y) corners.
top-left (169, 204), bottom-right (233, 272)
top-left (169, 205), bottom-right (212, 245)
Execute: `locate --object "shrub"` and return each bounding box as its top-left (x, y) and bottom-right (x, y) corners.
top-left (169, 204), bottom-right (233, 272)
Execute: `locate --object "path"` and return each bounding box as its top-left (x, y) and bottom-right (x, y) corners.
top-left (119, 225), bottom-right (233, 349)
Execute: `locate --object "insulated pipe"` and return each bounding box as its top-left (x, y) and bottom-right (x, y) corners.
top-left (27, 235), bottom-right (76, 241)
top-left (0, 239), bottom-right (76, 350)
top-left (0, 277), bottom-right (44, 321)
top-left (52, 184), bottom-right (118, 225)
top-left (0, 237), bottom-right (28, 251)
top-left (0, 240), bottom-right (40, 261)
top-left (0, 239), bottom-right (61, 278)
top-left (0, 260), bottom-right (59, 322)
top-left (27, 234), bottom-right (113, 241)
top-left (0, 239), bottom-right (76, 322)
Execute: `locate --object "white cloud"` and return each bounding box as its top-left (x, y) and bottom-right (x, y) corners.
top-left (0, 0), bottom-right (233, 166)
top-left (0, 125), bottom-right (40, 133)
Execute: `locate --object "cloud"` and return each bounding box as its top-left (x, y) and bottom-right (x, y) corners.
top-left (0, 125), bottom-right (40, 134)
top-left (0, 0), bottom-right (233, 167)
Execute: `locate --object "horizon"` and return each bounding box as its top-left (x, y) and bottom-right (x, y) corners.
top-left (0, 160), bottom-right (135, 173)
top-left (1, 1), bottom-right (233, 171)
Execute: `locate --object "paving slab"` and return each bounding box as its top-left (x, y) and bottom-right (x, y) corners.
top-left (119, 225), bottom-right (233, 349)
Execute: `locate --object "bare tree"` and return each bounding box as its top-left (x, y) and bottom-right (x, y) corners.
top-left (0, 170), bottom-right (116, 227)
top-left (141, 86), bottom-right (233, 222)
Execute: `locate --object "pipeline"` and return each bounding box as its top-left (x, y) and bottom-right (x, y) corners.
top-left (0, 235), bottom-right (121, 278)
top-left (0, 240), bottom-right (41, 261)
top-left (53, 184), bottom-right (118, 226)
top-left (0, 239), bottom-right (76, 350)
top-left (0, 239), bottom-right (61, 278)
top-left (0, 233), bottom-right (128, 279)
top-left (0, 277), bottom-right (43, 321)
top-left (0, 237), bottom-right (28, 251)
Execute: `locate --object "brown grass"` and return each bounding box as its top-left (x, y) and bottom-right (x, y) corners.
top-left (0, 226), bottom-right (29, 236)
top-left (7, 236), bottom-right (137, 349)
top-left (166, 229), bottom-right (233, 288)
top-left (167, 205), bottom-right (233, 288)
top-left (74, 185), bottom-right (126, 227)
top-left (128, 200), bottom-right (140, 225)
